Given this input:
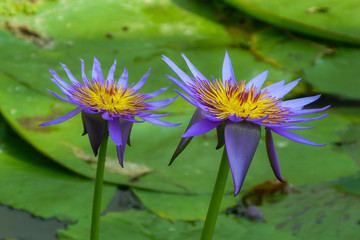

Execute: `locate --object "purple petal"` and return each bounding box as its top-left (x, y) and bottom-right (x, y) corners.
top-left (116, 119), bottom-right (133, 167)
top-left (166, 75), bottom-right (194, 96)
top-left (265, 128), bottom-right (284, 182)
top-left (141, 117), bottom-right (180, 127)
top-left (140, 112), bottom-right (172, 118)
top-left (289, 105), bottom-right (330, 116)
top-left (108, 118), bottom-right (122, 146)
top-left (262, 80), bottom-right (285, 93)
top-left (246, 115), bottom-right (269, 123)
top-left (79, 58), bottom-right (90, 85)
top-left (169, 108), bottom-right (204, 165)
top-left (285, 113), bottom-right (328, 123)
top-left (39, 106), bottom-right (82, 126)
top-left (49, 69), bottom-right (73, 91)
top-left (202, 112), bottom-right (224, 122)
top-left (118, 115), bottom-right (144, 123)
top-left (117, 67), bottom-right (128, 88)
top-left (142, 85), bottom-right (170, 99)
top-left (102, 111), bottom-right (113, 120)
top-left (279, 94), bottom-right (321, 110)
top-left (245, 70), bottom-right (268, 91)
top-left (162, 55), bottom-right (193, 85)
top-left (270, 78), bottom-right (301, 99)
top-left (132, 67), bottom-right (151, 92)
top-left (92, 57), bottom-right (105, 83)
top-left (229, 114), bottom-right (244, 122)
top-left (147, 95), bottom-right (178, 107)
top-left (106, 60), bottom-right (117, 85)
top-left (82, 112), bottom-right (106, 156)
top-left (225, 121), bottom-right (261, 196)
top-left (60, 63), bottom-right (80, 85)
top-left (173, 89), bottom-right (198, 107)
top-left (82, 107), bottom-right (99, 114)
top-left (282, 125), bottom-right (315, 130)
top-left (49, 78), bottom-right (72, 96)
top-left (222, 50), bottom-right (236, 84)
top-left (182, 118), bottom-right (222, 137)
top-left (256, 122), bottom-right (289, 128)
top-left (46, 89), bottom-right (72, 103)
top-left (270, 127), bottom-right (326, 146)
top-left (146, 95), bottom-right (178, 110)
top-left (182, 53), bottom-right (207, 80)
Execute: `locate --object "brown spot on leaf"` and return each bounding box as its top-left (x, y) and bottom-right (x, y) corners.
top-left (4, 21), bottom-right (53, 48)
top-left (105, 33), bottom-right (114, 39)
top-left (18, 115), bottom-right (55, 133)
top-left (243, 179), bottom-right (299, 206)
top-left (307, 6), bottom-right (330, 13)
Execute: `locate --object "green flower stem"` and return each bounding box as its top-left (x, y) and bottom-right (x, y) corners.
top-left (201, 147), bottom-right (230, 240)
top-left (90, 132), bottom-right (109, 240)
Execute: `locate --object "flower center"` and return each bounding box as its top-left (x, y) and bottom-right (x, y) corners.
top-left (72, 81), bottom-right (146, 116)
top-left (190, 79), bottom-right (289, 123)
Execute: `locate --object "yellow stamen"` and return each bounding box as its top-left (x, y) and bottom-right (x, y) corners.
top-left (72, 81), bottom-right (146, 116)
top-left (191, 79), bottom-right (288, 123)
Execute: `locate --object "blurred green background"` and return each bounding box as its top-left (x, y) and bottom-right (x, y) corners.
top-left (0, 0), bottom-right (359, 239)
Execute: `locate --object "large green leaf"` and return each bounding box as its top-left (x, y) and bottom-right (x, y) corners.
top-left (260, 183), bottom-right (360, 239)
top-left (0, 0), bottom-right (358, 195)
top-left (304, 48), bottom-right (360, 99)
top-left (58, 210), bottom-right (299, 240)
top-left (250, 29), bottom-right (360, 99)
top-left (132, 188), bottom-right (239, 221)
top-left (225, 0), bottom-right (360, 44)
top-left (250, 29), bottom-right (330, 72)
top-left (0, 117), bottom-right (117, 221)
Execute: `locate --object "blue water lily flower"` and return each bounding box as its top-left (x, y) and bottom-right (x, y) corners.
top-left (163, 51), bottom-right (329, 196)
top-left (40, 57), bottom-right (179, 166)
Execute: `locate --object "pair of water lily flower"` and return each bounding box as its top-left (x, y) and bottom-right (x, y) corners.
top-left (40, 51), bottom-right (328, 196)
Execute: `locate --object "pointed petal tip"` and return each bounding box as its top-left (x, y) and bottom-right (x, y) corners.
top-left (234, 188), bottom-right (240, 197)
top-left (168, 156), bottom-right (176, 166)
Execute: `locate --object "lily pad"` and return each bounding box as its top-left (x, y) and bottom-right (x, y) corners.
top-left (225, 0), bottom-right (360, 44)
top-left (0, 117), bottom-right (117, 221)
top-left (132, 188), bottom-right (239, 221)
top-left (0, 34), bottom-right (302, 195)
top-left (260, 183), bottom-right (360, 239)
top-left (0, 0), bottom-right (357, 194)
top-left (58, 210), bottom-right (299, 240)
top-left (250, 28), bottom-right (333, 72)
top-left (333, 174), bottom-right (360, 196)
top-left (304, 47), bottom-right (360, 99)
